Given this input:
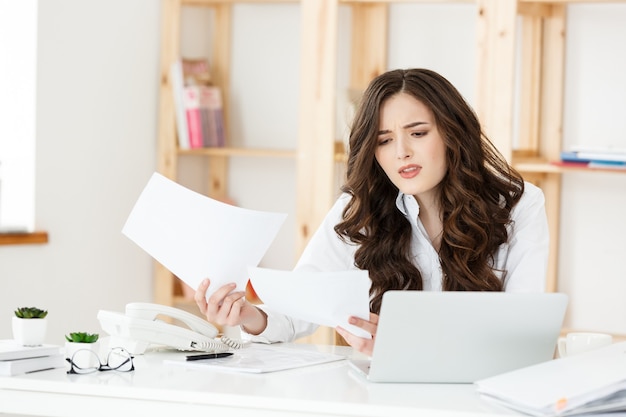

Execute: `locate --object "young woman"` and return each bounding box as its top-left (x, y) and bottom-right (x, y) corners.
top-left (195, 68), bottom-right (549, 356)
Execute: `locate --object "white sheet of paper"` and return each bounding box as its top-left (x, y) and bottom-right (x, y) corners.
top-left (165, 344), bottom-right (346, 374)
top-left (122, 173), bottom-right (287, 297)
top-left (248, 267), bottom-right (371, 338)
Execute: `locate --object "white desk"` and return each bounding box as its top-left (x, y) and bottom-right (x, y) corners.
top-left (0, 343), bottom-right (518, 417)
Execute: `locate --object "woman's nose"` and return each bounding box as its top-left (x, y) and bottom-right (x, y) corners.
top-left (395, 137), bottom-right (412, 159)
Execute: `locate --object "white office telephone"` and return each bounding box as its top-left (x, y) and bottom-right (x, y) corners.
top-left (97, 302), bottom-right (247, 355)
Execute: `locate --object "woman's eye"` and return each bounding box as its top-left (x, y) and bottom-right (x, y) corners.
top-left (412, 131), bottom-right (427, 138)
top-left (378, 137), bottom-right (391, 145)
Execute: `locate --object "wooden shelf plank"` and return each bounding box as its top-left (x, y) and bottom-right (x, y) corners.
top-left (0, 231), bottom-right (49, 246)
top-left (341, 0), bottom-right (475, 3)
top-left (178, 144), bottom-right (349, 161)
top-left (514, 160), bottom-right (626, 174)
top-left (181, 0), bottom-right (475, 5)
top-left (179, 1), bottom-right (626, 9)
top-left (521, 0), bottom-right (626, 4)
top-left (177, 147), bottom-right (296, 158)
top-left (183, 0), bottom-right (297, 6)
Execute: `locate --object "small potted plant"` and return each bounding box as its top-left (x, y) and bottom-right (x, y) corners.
top-left (65, 332), bottom-right (99, 344)
top-left (64, 332), bottom-right (100, 368)
top-left (12, 307), bottom-right (48, 346)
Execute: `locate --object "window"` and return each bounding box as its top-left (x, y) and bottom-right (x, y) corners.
top-left (0, 0), bottom-right (37, 232)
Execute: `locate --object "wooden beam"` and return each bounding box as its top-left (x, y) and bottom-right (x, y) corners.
top-left (475, 0), bottom-right (518, 161)
top-left (207, 4), bottom-right (231, 200)
top-left (518, 3), bottom-right (552, 18)
top-left (0, 232), bottom-right (48, 245)
top-left (157, 0), bottom-right (181, 181)
top-left (154, 0), bottom-right (183, 307)
top-left (518, 11), bottom-right (543, 153)
top-left (296, 0), bottom-right (340, 346)
top-left (539, 4), bottom-right (566, 163)
top-left (539, 4), bottom-right (567, 293)
top-left (296, 0), bottom-right (338, 255)
top-left (349, 3), bottom-right (388, 90)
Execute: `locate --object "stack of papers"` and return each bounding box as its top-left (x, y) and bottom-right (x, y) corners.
top-left (475, 341), bottom-right (626, 416)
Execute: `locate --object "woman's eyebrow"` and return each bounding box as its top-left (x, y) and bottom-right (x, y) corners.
top-left (403, 121), bottom-right (429, 129)
top-left (377, 121), bottom-right (429, 135)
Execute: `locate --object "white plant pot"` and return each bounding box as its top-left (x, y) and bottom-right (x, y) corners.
top-left (12, 316), bottom-right (47, 346)
top-left (65, 341), bottom-right (101, 369)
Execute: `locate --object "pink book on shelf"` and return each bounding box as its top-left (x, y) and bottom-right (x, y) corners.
top-left (200, 86), bottom-right (226, 147)
top-left (198, 86), bottom-right (215, 147)
top-left (183, 86), bottom-right (204, 149)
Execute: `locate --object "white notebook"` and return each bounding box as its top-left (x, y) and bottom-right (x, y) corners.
top-left (0, 339), bottom-right (62, 361)
top-left (0, 354), bottom-right (65, 376)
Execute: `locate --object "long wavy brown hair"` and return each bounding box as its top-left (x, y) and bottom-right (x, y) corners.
top-left (334, 68), bottom-right (525, 314)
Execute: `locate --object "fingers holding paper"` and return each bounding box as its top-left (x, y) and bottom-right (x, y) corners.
top-left (195, 279), bottom-right (242, 324)
top-left (336, 313), bottom-right (379, 357)
top-left (195, 278), bottom-right (267, 334)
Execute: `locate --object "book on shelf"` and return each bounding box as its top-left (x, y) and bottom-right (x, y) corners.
top-left (0, 339), bottom-right (62, 361)
top-left (198, 86), bottom-right (226, 147)
top-left (183, 86), bottom-right (205, 149)
top-left (560, 149), bottom-right (626, 165)
top-left (182, 57), bottom-right (212, 86)
top-left (170, 60), bottom-right (190, 150)
top-left (475, 341), bottom-right (626, 417)
top-left (0, 353), bottom-right (65, 376)
top-left (171, 57), bottom-right (226, 150)
top-left (550, 160), bottom-right (626, 170)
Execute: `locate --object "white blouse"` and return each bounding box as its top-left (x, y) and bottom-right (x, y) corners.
top-left (247, 181), bottom-right (549, 343)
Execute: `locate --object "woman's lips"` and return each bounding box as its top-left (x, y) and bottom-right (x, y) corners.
top-left (399, 164), bottom-right (421, 179)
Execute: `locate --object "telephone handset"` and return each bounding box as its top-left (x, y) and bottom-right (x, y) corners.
top-left (97, 302), bottom-right (248, 355)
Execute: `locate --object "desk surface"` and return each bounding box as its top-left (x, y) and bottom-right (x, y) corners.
top-left (0, 343), bottom-right (518, 417)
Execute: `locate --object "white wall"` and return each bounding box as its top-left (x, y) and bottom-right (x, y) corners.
top-left (558, 4), bottom-right (626, 334)
top-left (0, 0), bottom-right (159, 344)
top-left (0, 2), bottom-right (624, 346)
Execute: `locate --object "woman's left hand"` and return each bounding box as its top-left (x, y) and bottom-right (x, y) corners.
top-left (335, 313), bottom-right (379, 356)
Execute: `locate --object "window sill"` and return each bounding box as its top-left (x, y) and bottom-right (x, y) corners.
top-left (0, 231), bottom-right (49, 245)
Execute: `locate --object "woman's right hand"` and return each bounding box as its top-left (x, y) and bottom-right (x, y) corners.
top-left (194, 278), bottom-right (267, 335)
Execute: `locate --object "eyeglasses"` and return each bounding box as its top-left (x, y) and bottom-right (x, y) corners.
top-left (66, 347), bottom-right (135, 375)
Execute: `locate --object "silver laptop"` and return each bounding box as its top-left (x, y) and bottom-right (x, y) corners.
top-left (348, 291), bottom-right (568, 383)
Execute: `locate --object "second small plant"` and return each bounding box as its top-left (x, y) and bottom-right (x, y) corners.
top-left (65, 332), bottom-right (99, 343)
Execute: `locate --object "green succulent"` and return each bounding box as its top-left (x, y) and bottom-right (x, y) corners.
top-left (14, 307), bottom-right (48, 319)
top-left (65, 332), bottom-right (99, 343)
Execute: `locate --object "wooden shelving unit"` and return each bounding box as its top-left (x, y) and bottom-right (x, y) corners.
top-left (156, 0), bottom-right (626, 342)
top-left (476, 0), bottom-right (626, 293)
